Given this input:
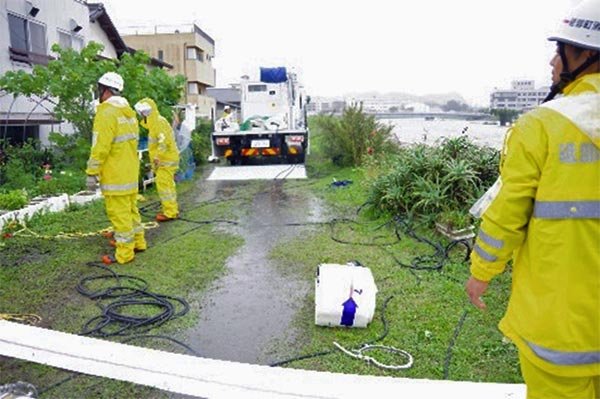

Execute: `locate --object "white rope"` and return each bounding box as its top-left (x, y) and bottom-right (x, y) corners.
top-left (333, 341), bottom-right (414, 370)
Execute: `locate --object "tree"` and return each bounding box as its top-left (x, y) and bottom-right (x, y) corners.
top-left (315, 105), bottom-right (395, 167)
top-left (490, 108), bottom-right (520, 126)
top-left (0, 42), bottom-right (185, 141)
top-left (442, 100), bottom-right (470, 112)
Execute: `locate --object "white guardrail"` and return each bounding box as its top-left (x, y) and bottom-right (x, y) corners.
top-left (0, 320), bottom-right (525, 399)
top-left (0, 191), bottom-right (102, 231)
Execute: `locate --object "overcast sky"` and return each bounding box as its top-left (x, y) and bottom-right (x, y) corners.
top-left (100, 0), bottom-right (581, 106)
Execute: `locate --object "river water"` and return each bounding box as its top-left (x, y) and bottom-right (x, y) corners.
top-left (381, 118), bottom-right (509, 150)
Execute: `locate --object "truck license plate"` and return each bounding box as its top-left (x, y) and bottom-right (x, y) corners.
top-left (251, 139), bottom-right (270, 148)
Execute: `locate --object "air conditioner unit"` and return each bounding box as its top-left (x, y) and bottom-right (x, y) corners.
top-left (26, 0), bottom-right (40, 17)
top-left (69, 18), bottom-right (83, 33)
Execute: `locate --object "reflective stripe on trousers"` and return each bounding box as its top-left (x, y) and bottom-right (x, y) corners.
top-left (114, 231), bottom-right (134, 244)
top-left (158, 191), bottom-right (177, 202)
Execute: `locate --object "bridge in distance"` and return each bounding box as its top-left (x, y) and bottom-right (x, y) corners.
top-left (373, 111), bottom-right (494, 121)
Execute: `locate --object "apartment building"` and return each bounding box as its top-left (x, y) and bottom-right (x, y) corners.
top-left (123, 24), bottom-right (217, 119)
top-left (490, 80), bottom-right (550, 111)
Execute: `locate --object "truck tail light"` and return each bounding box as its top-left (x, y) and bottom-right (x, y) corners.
top-left (216, 137), bottom-right (230, 146)
top-left (286, 135), bottom-right (304, 143)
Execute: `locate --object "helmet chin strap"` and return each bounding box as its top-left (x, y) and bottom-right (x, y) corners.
top-left (544, 42), bottom-right (600, 102)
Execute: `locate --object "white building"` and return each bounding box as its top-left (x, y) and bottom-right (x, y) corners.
top-left (490, 80), bottom-right (550, 111)
top-left (0, 0), bottom-right (171, 145)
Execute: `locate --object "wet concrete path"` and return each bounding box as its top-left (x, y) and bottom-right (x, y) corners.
top-left (183, 174), bottom-right (324, 365)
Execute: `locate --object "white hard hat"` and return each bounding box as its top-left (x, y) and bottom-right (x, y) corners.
top-left (98, 72), bottom-right (124, 92)
top-left (224, 105), bottom-right (231, 111)
top-left (548, 0), bottom-right (600, 51)
top-left (134, 101), bottom-right (153, 117)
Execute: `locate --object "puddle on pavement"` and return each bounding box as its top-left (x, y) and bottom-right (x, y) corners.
top-left (184, 173), bottom-right (325, 365)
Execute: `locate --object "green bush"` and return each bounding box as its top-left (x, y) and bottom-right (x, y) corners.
top-left (37, 170), bottom-right (86, 196)
top-left (189, 118), bottom-right (213, 165)
top-left (365, 135), bottom-right (500, 223)
top-left (0, 140), bottom-right (48, 190)
top-left (0, 190), bottom-right (28, 211)
top-left (48, 132), bottom-right (90, 171)
top-left (438, 209), bottom-right (473, 230)
top-left (314, 105), bottom-right (395, 167)
top-left (1, 158), bottom-right (38, 192)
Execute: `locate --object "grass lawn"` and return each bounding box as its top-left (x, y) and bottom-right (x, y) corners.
top-left (0, 177), bottom-right (243, 398)
top-left (0, 137), bottom-right (522, 397)
top-left (266, 124), bottom-right (522, 383)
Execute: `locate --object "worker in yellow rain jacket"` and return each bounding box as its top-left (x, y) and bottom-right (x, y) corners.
top-left (465, 1), bottom-right (600, 397)
top-left (86, 72), bottom-right (146, 265)
top-left (134, 98), bottom-right (179, 222)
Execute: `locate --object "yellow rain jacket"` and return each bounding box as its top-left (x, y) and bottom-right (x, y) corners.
top-left (470, 73), bottom-right (600, 377)
top-left (139, 98), bottom-right (180, 169)
top-left (86, 96), bottom-right (140, 196)
top-left (138, 98), bottom-right (179, 219)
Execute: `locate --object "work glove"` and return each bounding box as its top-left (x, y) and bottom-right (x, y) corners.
top-left (86, 175), bottom-right (99, 191)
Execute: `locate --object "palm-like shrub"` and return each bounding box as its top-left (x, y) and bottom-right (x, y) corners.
top-left (366, 135), bottom-right (500, 224)
top-left (315, 105), bottom-right (395, 167)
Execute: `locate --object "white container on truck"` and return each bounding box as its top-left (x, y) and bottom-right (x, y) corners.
top-left (210, 67), bottom-right (309, 165)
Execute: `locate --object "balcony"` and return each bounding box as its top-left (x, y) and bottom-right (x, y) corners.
top-left (184, 59), bottom-right (216, 87)
top-left (9, 47), bottom-right (54, 66)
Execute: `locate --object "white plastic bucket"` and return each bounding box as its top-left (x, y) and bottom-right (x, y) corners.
top-left (315, 263), bottom-right (378, 328)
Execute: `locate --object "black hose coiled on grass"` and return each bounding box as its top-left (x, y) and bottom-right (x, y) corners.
top-left (77, 262), bottom-right (189, 337)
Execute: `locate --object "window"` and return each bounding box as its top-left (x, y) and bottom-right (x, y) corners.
top-left (8, 13), bottom-right (50, 65)
top-left (248, 84), bottom-right (267, 92)
top-left (158, 50), bottom-right (164, 61)
top-left (72, 36), bottom-right (83, 51)
top-left (186, 47), bottom-right (197, 60)
top-left (58, 31), bottom-right (71, 49)
top-left (8, 13), bottom-right (27, 50)
top-left (186, 47), bottom-right (203, 61)
top-left (29, 21), bottom-right (46, 54)
top-left (58, 30), bottom-right (84, 51)
top-left (187, 82), bottom-right (198, 95)
top-left (8, 13), bottom-right (46, 54)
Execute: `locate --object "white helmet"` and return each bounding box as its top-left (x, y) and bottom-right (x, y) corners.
top-left (548, 0), bottom-right (600, 51)
top-left (98, 72), bottom-right (124, 92)
top-left (134, 101), bottom-right (153, 117)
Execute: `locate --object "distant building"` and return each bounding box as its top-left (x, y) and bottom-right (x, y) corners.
top-left (206, 86), bottom-right (241, 118)
top-left (490, 80), bottom-right (550, 111)
top-left (123, 24), bottom-right (217, 120)
top-left (306, 97), bottom-right (346, 115)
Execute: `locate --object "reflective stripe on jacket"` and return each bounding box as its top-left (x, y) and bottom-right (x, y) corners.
top-left (86, 96), bottom-right (140, 196)
top-left (470, 73), bottom-right (600, 377)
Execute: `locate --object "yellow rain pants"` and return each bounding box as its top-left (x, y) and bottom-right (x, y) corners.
top-left (105, 194), bottom-right (146, 264)
top-left (520, 352), bottom-right (600, 399)
top-left (137, 98), bottom-right (180, 218)
top-left (156, 166), bottom-right (179, 218)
